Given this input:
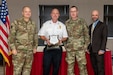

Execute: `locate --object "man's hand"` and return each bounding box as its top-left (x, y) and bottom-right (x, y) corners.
top-left (98, 50), bottom-right (105, 55)
top-left (12, 49), bottom-right (17, 55)
top-left (33, 48), bottom-right (37, 54)
top-left (54, 40), bottom-right (62, 46)
top-left (86, 50), bottom-right (90, 54)
top-left (46, 39), bottom-right (51, 46)
top-left (58, 40), bottom-right (62, 45)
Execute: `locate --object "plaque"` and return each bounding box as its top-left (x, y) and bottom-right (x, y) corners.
top-left (49, 35), bottom-right (59, 45)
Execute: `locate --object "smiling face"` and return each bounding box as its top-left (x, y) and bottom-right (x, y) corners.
top-left (22, 6), bottom-right (31, 19)
top-left (51, 8), bottom-right (60, 23)
top-left (91, 10), bottom-right (99, 22)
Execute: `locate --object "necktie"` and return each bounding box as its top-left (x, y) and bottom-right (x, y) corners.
top-left (91, 23), bottom-right (95, 43)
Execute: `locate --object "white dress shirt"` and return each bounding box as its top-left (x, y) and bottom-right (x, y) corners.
top-left (38, 20), bottom-right (68, 44)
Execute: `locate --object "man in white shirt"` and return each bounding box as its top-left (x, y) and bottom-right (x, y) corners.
top-left (38, 8), bottom-right (68, 75)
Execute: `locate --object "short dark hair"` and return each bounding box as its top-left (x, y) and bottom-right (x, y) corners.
top-left (70, 6), bottom-right (78, 11)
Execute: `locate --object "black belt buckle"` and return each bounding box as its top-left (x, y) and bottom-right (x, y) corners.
top-left (46, 45), bottom-right (60, 50)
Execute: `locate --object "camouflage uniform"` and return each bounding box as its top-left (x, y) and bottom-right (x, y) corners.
top-left (8, 18), bottom-right (38, 75)
top-left (65, 18), bottom-right (89, 75)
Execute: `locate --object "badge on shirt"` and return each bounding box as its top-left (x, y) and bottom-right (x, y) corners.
top-left (59, 25), bottom-right (61, 29)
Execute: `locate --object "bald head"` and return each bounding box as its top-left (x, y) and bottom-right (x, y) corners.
top-left (22, 6), bottom-right (31, 19)
top-left (91, 10), bottom-right (99, 22)
top-left (51, 8), bottom-right (60, 23)
top-left (22, 6), bottom-right (31, 11)
top-left (51, 8), bottom-right (59, 13)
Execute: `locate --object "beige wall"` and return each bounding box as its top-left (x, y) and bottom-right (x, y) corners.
top-left (5, 0), bottom-right (113, 53)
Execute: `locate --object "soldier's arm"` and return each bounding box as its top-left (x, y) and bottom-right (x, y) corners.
top-left (8, 20), bottom-right (17, 51)
top-left (61, 25), bottom-right (68, 42)
top-left (83, 21), bottom-right (90, 50)
top-left (33, 24), bottom-right (38, 49)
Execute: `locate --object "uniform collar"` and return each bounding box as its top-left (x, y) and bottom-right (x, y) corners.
top-left (93, 19), bottom-right (99, 25)
top-left (70, 17), bottom-right (79, 21)
top-left (50, 20), bottom-right (59, 24)
top-left (21, 17), bottom-right (32, 24)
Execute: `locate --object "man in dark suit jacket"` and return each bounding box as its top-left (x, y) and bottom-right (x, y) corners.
top-left (88, 10), bottom-right (108, 75)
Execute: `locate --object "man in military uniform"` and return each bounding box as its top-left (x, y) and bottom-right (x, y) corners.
top-left (8, 6), bottom-right (38, 75)
top-left (65, 6), bottom-right (89, 75)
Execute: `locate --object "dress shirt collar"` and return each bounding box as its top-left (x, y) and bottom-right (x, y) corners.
top-left (93, 19), bottom-right (99, 26)
top-left (50, 20), bottom-right (59, 24)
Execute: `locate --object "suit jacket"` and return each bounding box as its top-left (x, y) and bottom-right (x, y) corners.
top-left (88, 21), bottom-right (108, 53)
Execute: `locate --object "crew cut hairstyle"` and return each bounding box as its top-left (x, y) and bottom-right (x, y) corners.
top-left (70, 6), bottom-right (78, 11)
top-left (22, 6), bottom-right (31, 11)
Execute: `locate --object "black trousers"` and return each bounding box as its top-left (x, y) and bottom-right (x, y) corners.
top-left (90, 51), bottom-right (105, 75)
top-left (43, 46), bottom-right (62, 75)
